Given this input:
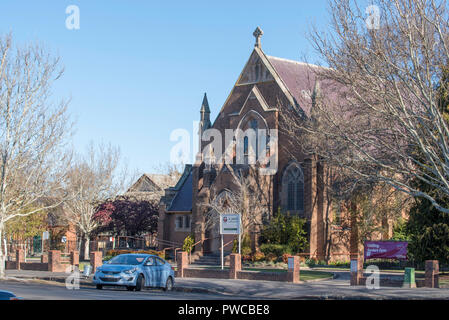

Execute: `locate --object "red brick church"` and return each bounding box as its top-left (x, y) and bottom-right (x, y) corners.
top-left (157, 27), bottom-right (396, 262)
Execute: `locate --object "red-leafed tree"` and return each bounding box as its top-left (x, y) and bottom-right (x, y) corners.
top-left (94, 196), bottom-right (159, 237)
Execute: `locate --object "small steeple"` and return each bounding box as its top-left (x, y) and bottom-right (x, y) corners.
top-left (199, 92), bottom-right (211, 132)
top-left (253, 27), bottom-right (263, 48)
top-left (200, 92), bottom-right (210, 114)
top-left (198, 93), bottom-right (212, 159)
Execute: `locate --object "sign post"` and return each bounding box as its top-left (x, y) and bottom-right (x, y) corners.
top-left (42, 231), bottom-right (49, 253)
top-left (221, 234), bottom-right (224, 270)
top-left (220, 213), bottom-right (241, 270)
top-left (238, 215), bottom-right (242, 255)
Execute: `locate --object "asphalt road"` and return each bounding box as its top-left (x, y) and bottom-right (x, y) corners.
top-left (0, 281), bottom-right (247, 300)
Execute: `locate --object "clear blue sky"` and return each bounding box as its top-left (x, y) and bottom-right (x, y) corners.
top-left (0, 0), bottom-right (331, 174)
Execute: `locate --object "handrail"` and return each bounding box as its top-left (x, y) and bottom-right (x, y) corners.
top-left (220, 239), bottom-right (235, 252)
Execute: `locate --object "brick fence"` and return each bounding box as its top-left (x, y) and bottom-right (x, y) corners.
top-left (4, 249), bottom-right (88, 272)
top-left (351, 257), bottom-right (440, 288)
top-left (176, 252), bottom-right (301, 283)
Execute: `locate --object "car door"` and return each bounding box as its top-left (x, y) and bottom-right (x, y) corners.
top-left (143, 256), bottom-right (157, 287)
top-left (154, 257), bottom-right (166, 287)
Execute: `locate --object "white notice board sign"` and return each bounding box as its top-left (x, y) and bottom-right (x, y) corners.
top-left (220, 214), bottom-right (241, 235)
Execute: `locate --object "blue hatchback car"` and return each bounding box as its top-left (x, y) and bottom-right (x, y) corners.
top-left (93, 254), bottom-right (175, 291)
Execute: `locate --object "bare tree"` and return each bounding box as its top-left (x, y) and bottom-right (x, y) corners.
top-left (284, 0), bottom-right (449, 213)
top-left (202, 164), bottom-right (271, 251)
top-left (0, 34), bottom-right (72, 278)
top-left (63, 142), bottom-right (126, 260)
top-left (152, 161), bottom-right (184, 183)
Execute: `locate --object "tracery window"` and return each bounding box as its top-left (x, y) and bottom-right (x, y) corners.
top-left (282, 162), bottom-right (304, 212)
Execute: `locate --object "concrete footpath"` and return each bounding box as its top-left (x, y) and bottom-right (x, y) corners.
top-left (3, 269), bottom-right (449, 299)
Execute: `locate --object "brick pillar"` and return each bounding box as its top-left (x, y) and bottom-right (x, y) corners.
top-left (350, 255), bottom-right (363, 286)
top-left (41, 253), bottom-right (48, 264)
top-left (229, 253), bottom-right (241, 280)
top-left (15, 249), bottom-right (24, 270)
top-left (70, 251), bottom-right (80, 267)
top-left (90, 251), bottom-right (103, 272)
top-left (48, 250), bottom-right (61, 272)
top-left (287, 256), bottom-right (300, 283)
top-left (425, 260), bottom-right (439, 288)
top-left (177, 251), bottom-right (188, 278)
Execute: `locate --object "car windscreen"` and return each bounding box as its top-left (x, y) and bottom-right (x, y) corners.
top-left (106, 255), bottom-right (147, 265)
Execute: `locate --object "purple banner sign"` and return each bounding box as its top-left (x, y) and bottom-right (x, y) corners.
top-left (364, 241), bottom-right (408, 260)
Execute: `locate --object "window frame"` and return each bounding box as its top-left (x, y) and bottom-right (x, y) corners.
top-left (282, 162), bottom-right (305, 214)
top-left (174, 214), bottom-right (192, 232)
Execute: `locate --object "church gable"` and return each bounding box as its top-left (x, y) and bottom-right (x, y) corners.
top-left (237, 50), bottom-right (274, 86)
top-left (216, 48), bottom-right (295, 123)
top-left (229, 85), bottom-right (277, 118)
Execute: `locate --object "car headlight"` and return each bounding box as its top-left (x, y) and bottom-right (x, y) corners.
top-left (123, 268), bottom-right (137, 274)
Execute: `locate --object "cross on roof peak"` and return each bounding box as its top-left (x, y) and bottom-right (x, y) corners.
top-left (253, 27), bottom-right (263, 48)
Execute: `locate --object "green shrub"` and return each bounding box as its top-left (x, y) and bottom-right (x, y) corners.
top-left (182, 234), bottom-right (195, 254)
top-left (305, 258), bottom-right (327, 267)
top-left (259, 208), bottom-right (308, 253)
top-left (260, 243), bottom-right (292, 257)
top-left (265, 253), bottom-right (277, 262)
top-left (252, 251), bottom-right (265, 262)
top-left (241, 234), bottom-right (252, 255)
top-left (305, 258), bottom-right (317, 267)
top-left (328, 260), bottom-right (350, 267)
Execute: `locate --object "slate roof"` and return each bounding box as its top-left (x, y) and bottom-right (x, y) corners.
top-left (166, 168), bottom-right (193, 212)
top-left (125, 173), bottom-right (179, 202)
top-left (266, 56), bottom-right (322, 117)
top-left (148, 174), bottom-right (179, 190)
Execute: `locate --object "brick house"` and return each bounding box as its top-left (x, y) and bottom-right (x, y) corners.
top-left (92, 173), bottom-right (179, 248)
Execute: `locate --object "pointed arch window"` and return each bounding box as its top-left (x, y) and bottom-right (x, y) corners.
top-left (250, 119), bottom-right (258, 159)
top-left (282, 163), bottom-right (304, 212)
top-left (237, 111), bottom-right (268, 166)
top-left (243, 136), bottom-right (249, 165)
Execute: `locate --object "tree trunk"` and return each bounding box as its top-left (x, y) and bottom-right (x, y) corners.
top-left (83, 237), bottom-right (90, 261)
top-left (3, 237), bottom-right (7, 262)
top-left (77, 236), bottom-right (82, 252)
top-left (0, 224), bottom-right (5, 278)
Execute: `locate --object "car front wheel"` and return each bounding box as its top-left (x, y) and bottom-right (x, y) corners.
top-left (135, 274), bottom-right (144, 292)
top-left (163, 277), bottom-right (174, 292)
top-left (96, 284), bottom-right (103, 290)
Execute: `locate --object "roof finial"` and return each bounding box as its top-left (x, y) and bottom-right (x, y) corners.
top-left (253, 27), bottom-right (263, 48)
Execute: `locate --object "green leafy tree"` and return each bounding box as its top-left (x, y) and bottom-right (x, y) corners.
top-left (5, 210), bottom-right (47, 241)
